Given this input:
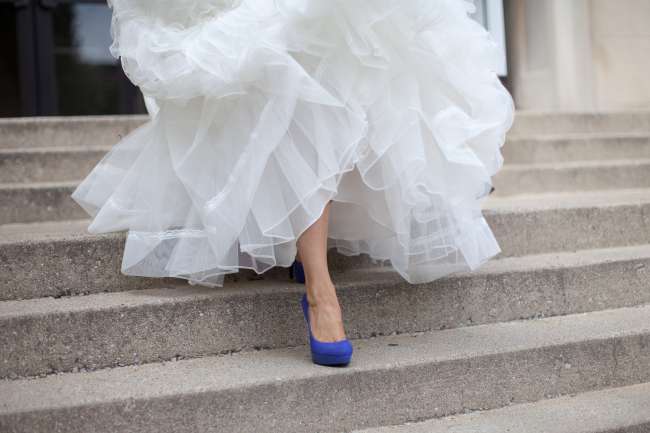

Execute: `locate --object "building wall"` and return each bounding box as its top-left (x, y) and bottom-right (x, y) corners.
top-left (506, 0), bottom-right (650, 111)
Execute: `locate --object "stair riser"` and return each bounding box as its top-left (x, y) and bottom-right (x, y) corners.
top-left (365, 422), bottom-right (650, 433)
top-left (2, 135), bottom-right (649, 184)
top-left (0, 116), bottom-right (146, 150)
top-left (3, 253), bottom-right (649, 378)
top-left (355, 383), bottom-right (650, 433)
top-left (0, 150), bottom-right (106, 183)
top-left (510, 112), bottom-right (650, 136)
top-left (487, 202), bottom-right (650, 257)
top-left (0, 234), bottom-right (355, 301)
top-left (0, 185), bottom-right (82, 224)
top-left (503, 136), bottom-right (650, 164)
top-left (2, 200), bottom-right (649, 300)
top-left (0, 236), bottom-right (164, 300)
top-left (614, 426), bottom-right (650, 433)
top-left (2, 113), bottom-right (648, 150)
top-left (1, 333), bottom-right (648, 433)
top-left (493, 163), bottom-right (650, 196)
top-left (4, 153), bottom-right (650, 195)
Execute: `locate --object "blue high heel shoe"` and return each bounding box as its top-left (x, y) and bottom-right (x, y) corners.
top-left (290, 260), bottom-right (305, 284)
top-left (300, 293), bottom-right (353, 366)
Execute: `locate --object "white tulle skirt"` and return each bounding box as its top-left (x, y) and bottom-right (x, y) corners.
top-left (71, 0), bottom-right (515, 287)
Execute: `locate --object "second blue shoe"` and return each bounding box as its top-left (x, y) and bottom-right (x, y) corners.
top-left (290, 260), bottom-right (305, 284)
top-left (300, 293), bottom-right (353, 366)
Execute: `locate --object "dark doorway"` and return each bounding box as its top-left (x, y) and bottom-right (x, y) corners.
top-left (1, 0), bottom-right (146, 117)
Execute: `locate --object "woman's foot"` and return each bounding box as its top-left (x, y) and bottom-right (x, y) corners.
top-left (305, 281), bottom-right (347, 342)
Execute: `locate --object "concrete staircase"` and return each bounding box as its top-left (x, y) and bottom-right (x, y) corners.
top-left (0, 112), bottom-right (649, 433)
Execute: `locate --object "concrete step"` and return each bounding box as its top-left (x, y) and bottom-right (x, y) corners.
top-left (0, 115), bottom-right (146, 150)
top-left (2, 112), bottom-right (649, 151)
top-left (0, 181), bottom-right (80, 224)
top-left (0, 218), bottom-right (302, 301)
top-left (3, 143), bottom-right (649, 192)
top-left (503, 132), bottom-right (650, 164)
top-left (1, 304), bottom-right (649, 433)
top-left (493, 159), bottom-right (650, 196)
top-left (3, 153), bottom-right (646, 212)
top-left (485, 188), bottom-right (650, 256)
top-left (510, 111), bottom-right (650, 136)
top-left (355, 382), bottom-right (650, 433)
top-left (2, 244), bottom-right (649, 378)
top-left (0, 146), bottom-right (108, 183)
top-left (4, 170), bottom-right (650, 225)
top-left (2, 188), bottom-right (649, 299)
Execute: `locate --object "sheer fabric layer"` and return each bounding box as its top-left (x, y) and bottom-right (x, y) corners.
top-left (71, 0), bottom-right (515, 286)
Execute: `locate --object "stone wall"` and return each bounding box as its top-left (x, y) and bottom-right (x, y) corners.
top-left (506, 0), bottom-right (650, 111)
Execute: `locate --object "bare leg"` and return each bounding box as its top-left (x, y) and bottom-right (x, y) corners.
top-left (296, 200), bottom-right (347, 342)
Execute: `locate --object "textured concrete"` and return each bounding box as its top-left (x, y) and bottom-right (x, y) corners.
top-left (510, 111), bottom-right (650, 136)
top-left (0, 224), bottom-right (166, 300)
top-left (485, 188), bottom-right (650, 257)
top-left (4, 144), bottom-right (650, 192)
top-left (355, 382), bottom-right (650, 433)
top-left (1, 304), bottom-right (649, 433)
top-left (2, 244), bottom-right (649, 377)
top-left (0, 182), bottom-right (82, 224)
top-left (0, 219), bottom-right (351, 300)
top-left (0, 116), bottom-right (147, 150)
top-left (2, 189), bottom-right (649, 299)
top-left (503, 132), bottom-right (650, 164)
top-left (1, 111), bottom-right (650, 433)
top-left (15, 178), bottom-right (650, 228)
top-left (0, 110), bottom-right (650, 149)
top-left (493, 159), bottom-right (650, 195)
top-left (1, 112), bottom-right (648, 150)
top-left (0, 147), bottom-right (108, 183)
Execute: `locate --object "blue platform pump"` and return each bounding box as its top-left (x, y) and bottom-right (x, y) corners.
top-left (300, 292), bottom-right (353, 366)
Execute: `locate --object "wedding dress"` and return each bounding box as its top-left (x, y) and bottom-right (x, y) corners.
top-left (71, 0), bottom-right (515, 287)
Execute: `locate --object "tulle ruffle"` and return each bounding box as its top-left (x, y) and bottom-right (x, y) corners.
top-left (71, 0), bottom-right (515, 287)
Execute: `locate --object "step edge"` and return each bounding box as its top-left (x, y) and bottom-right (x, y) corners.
top-left (3, 243), bottom-right (650, 316)
top-left (1, 302), bottom-right (649, 414)
top-left (353, 382), bottom-right (650, 433)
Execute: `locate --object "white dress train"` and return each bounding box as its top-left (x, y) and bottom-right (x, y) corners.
top-left (71, 0), bottom-right (515, 287)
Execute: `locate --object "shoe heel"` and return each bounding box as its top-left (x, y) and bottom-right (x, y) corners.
top-left (291, 260), bottom-right (305, 284)
top-left (300, 293), bottom-right (353, 366)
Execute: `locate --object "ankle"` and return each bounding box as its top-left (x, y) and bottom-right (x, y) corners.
top-left (307, 292), bottom-right (339, 306)
top-left (305, 282), bottom-right (338, 304)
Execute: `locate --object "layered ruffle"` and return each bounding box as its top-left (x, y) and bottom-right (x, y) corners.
top-left (72, 0), bottom-right (515, 286)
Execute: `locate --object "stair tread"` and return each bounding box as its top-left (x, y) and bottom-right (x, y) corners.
top-left (507, 130), bottom-right (650, 140)
top-left (501, 157), bottom-right (650, 171)
top-left (3, 243), bottom-right (649, 317)
top-left (1, 303), bottom-right (649, 415)
top-left (355, 382), bottom-right (650, 433)
top-left (0, 180), bottom-right (78, 190)
top-left (510, 109), bottom-right (650, 137)
top-left (516, 109), bottom-right (650, 115)
top-left (0, 219), bottom-right (95, 244)
top-left (0, 114), bottom-right (147, 125)
top-left (485, 187), bottom-right (650, 211)
top-left (2, 188), bottom-right (649, 244)
top-left (2, 151), bottom-right (648, 168)
top-left (0, 144), bottom-right (111, 154)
